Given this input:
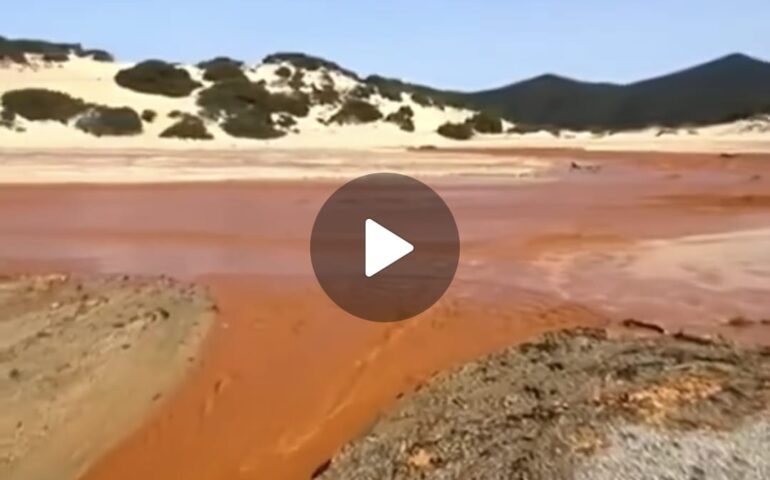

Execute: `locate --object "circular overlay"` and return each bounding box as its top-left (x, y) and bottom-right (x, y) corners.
top-left (311, 173), bottom-right (460, 322)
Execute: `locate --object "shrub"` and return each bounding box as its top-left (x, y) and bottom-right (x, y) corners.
top-left (411, 92), bottom-right (433, 107)
top-left (468, 112), bottom-right (503, 134)
top-left (385, 106), bottom-right (415, 132)
top-left (197, 56), bottom-right (244, 70)
top-left (221, 111), bottom-right (285, 139)
top-left (437, 121), bottom-right (473, 140)
top-left (311, 85), bottom-right (340, 105)
top-left (82, 49), bottom-right (113, 62)
top-left (262, 52), bottom-right (358, 79)
top-left (288, 69), bottom-right (305, 90)
top-left (115, 60), bottom-right (200, 97)
top-left (276, 114), bottom-right (297, 129)
top-left (198, 79), bottom-right (310, 119)
top-left (1, 88), bottom-right (87, 122)
top-left (199, 58), bottom-right (247, 83)
top-left (42, 51), bottom-right (69, 62)
top-left (329, 99), bottom-right (383, 124)
top-left (349, 84), bottom-right (375, 100)
top-left (202, 62), bottom-right (247, 82)
top-left (377, 85), bottom-right (402, 102)
top-left (160, 115), bottom-right (213, 140)
top-left (1, 108), bottom-right (15, 122)
top-left (0, 36), bottom-right (113, 63)
top-left (0, 108), bottom-right (15, 128)
top-left (75, 106), bottom-right (143, 136)
top-left (168, 110), bottom-right (183, 119)
top-left (141, 109), bottom-right (157, 123)
top-left (275, 66), bottom-right (292, 78)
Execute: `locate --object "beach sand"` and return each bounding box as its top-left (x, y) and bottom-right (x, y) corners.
top-left (0, 147), bottom-right (769, 479)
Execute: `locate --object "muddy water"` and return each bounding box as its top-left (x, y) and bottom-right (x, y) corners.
top-left (1, 153), bottom-right (770, 479)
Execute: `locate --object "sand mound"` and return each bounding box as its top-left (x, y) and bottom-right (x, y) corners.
top-left (0, 274), bottom-right (215, 480)
top-left (318, 329), bottom-right (770, 480)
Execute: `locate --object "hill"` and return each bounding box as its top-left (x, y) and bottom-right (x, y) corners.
top-left (463, 54), bottom-right (770, 130)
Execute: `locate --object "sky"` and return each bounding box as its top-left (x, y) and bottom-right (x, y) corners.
top-left (5, 0), bottom-right (769, 91)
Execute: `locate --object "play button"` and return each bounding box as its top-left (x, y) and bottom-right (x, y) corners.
top-left (311, 173), bottom-right (459, 322)
top-left (365, 219), bottom-right (414, 277)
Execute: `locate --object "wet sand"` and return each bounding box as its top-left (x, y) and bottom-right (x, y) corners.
top-left (1, 149), bottom-right (770, 479)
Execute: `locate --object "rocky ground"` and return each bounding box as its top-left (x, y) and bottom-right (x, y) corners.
top-left (318, 328), bottom-right (770, 480)
top-left (0, 274), bottom-right (215, 480)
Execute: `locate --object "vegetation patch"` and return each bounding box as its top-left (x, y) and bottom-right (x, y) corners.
top-left (437, 121), bottom-right (474, 140)
top-left (275, 66), bottom-right (292, 78)
top-left (411, 92), bottom-right (434, 107)
top-left (221, 111), bottom-right (285, 139)
top-left (1, 88), bottom-right (88, 122)
top-left (115, 60), bottom-right (201, 97)
top-left (197, 57), bottom-right (244, 70)
top-left (377, 85), bottom-right (402, 102)
top-left (141, 109), bottom-right (157, 123)
top-left (160, 115), bottom-right (213, 140)
top-left (329, 99), bottom-right (383, 125)
top-left (198, 57), bottom-right (247, 83)
top-left (311, 85), bottom-right (340, 105)
top-left (349, 84), bottom-right (375, 100)
top-left (385, 106), bottom-right (415, 132)
top-left (276, 114), bottom-right (297, 129)
top-left (263, 52), bottom-right (359, 79)
top-left (41, 51), bottom-right (69, 62)
top-left (467, 111), bottom-right (503, 134)
top-left (197, 79), bottom-right (310, 120)
top-left (75, 106), bottom-right (143, 136)
top-left (0, 35), bottom-right (114, 64)
top-left (288, 69), bottom-right (305, 90)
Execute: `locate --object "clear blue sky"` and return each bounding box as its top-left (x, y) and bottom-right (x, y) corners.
top-left (5, 0), bottom-right (769, 90)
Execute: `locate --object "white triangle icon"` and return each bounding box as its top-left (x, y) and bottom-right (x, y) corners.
top-left (365, 218), bottom-right (414, 277)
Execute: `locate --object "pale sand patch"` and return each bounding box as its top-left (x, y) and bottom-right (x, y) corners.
top-left (627, 228), bottom-right (770, 291)
top-left (0, 274), bottom-right (214, 480)
top-left (0, 148), bottom-right (552, 183)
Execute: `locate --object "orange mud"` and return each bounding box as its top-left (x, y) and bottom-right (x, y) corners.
top-left (1, 149), bottom-right (770, 479)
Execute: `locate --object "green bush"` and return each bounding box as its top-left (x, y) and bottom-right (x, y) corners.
top-left (385, 106), bottom-right (415, 132)
top-left (160, 115), bottom-right (213, 140)
top-left (411, 92), bottom-right (433, 107)
top-left (221, 111), bottom-right (285, 139)
top-left (437, 122), bottom-right (473, 140)
top-left (168, 110), bottom-right (183, 119)
top-left (198, 79), bottom-right (310, 119)
top-left (276, 114), bottom-right (297, 129)
top-left (275, 66), bottom-right (292, 78)
top-left (82, 49), bottom-right (113, 62)
top-left (468, 112), bottom-right (503, 134)
top-left (1, 88), bottom-right (88, 122)
top-left (329, 99), bottom-right (383, 124)
top-left (42, 51), bottom-right (69, 62)
top-left (197, 57), bottom-right (244, 70)
top-left (0, 36), bottom-right (114, 63)
top-left (198, 58), bottom-right (247, 83)
top-left (377, 85), bottom-right (402, 102)
top-left (311, 85), bottom-right (340, 105)
top-left (349, 84), bottom-right (375, 100)
top-left (75, 106), bottom-right (143, 136)
top-left (141, 109), bottom-right (157, 123)
top-left (115, 60), bottom-right (200, 97)
top-left (262, 52), bottom-right (358, 78)
top-left (288, 69), bottom-right (305, 90)
top-left (0, 108), bottom-right (15, 128)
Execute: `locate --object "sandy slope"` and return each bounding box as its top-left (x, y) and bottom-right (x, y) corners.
top-left (1, 56), bottom-right (769, 152)
top-left (0, 274), bottom-right (214, 480)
